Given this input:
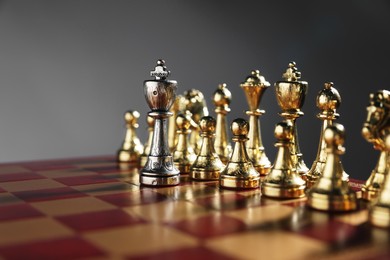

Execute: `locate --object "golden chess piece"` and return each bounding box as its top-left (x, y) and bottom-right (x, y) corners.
top-left (117, 110), bottom-right (144, 164)
top-left (183, 89), bottom-right (209, 154)
top-left (168, 95), bottom-right (185, 152)
top-left (240, 70), bottom-right (271, 175)
top-left (140, 59), bottom-right (180, 186)
top-left (275, 62), bottom-right (309, 178)
top-left (361, 90), bottom-right (390, 201)
top-left (213, 83), bottom-right (232, 163)
top-left (190, 116), bottom-right (225, 181)
top-left (370, 134), bottom-right (390, 228)
top-left (306, 82), bottom-right (349, 188)
top-left (262, 121), bottom-right (306, 199)
top-left (307, 123), bottom-right (357, 211)
top-left (173, 114), bottom-right (196, 174)
top-left (219, 118), bottom-right (260, 189)
top-left (140, 116), bottom-right (154, 167)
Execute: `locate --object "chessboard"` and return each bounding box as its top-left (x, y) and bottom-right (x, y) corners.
top-left (0, 156), bottom-right (388, 260)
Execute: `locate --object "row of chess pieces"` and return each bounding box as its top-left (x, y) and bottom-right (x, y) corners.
top-left (118, 60), bottom-right (390, 228)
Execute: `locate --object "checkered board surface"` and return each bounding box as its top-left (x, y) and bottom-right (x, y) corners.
top-left (0, 156), bottom-right (388, 260)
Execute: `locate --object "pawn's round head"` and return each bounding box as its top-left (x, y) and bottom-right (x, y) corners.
top-left (316, 82), bottom-right (341, 111)
top-left (231, 118), bottom-right (249, 136)
top-left (213, 83), bottom-right (232, 107)
top-left (146, 115), bottom-right (154, 127)
top-left (176, 114), bottom-right (191, 130)
top-left (274, 121), bottom-right (293, 141)
top-left (324, 123), bottom-right (345, 147)
top-left (199, 116), bottom-right (216, 133)
top-left (124, 110), bottom-right (140, 125)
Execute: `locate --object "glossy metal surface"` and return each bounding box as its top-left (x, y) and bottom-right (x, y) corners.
top-left (168, 95), bottom-right (185, 152)
top-left (306, 82), bottom-right (348, 188)
top-left (219, 118), bottom-right (260, 189)
top-left (140, 60), bottom-right (180, 186)
top-left (370, 134), bottom-right (390, 228)
top-left (274, 62), bottom-right (309, 177)
top-left (361, 90), bottom-right (390, 201)
top-left (117, 110), bottom-right (144, 165)
top-left (240, 70), bottom-right (271, 175)
top-left (213, 83), bottom-right (232, 163)
top-left (140, 116), bottom-right (154, 167)
top-left (190, 116), bottom-right (225, 181)
top-left (183, 89), bottom-right (209, 154)
top-left (262, 121), bottom-right (306, 199)
top-left (173, 114), bottom-right (196, 174)
top-left (307, 124), bottom-right (357, 212)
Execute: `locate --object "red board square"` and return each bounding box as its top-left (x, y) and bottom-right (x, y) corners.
top-left (0, 236), bottom-right (106, 260)
top-left (129, 246), bottom-right (235, 260)
top-left (83, 166), bottom-right (121, 174)
top-left (22, 164), bottom-right (76, 171)
top-left (194, 193), bottom-right (264, 211)
top-left (298, 220), bottom-right (358, 243)
top-left (56, 209), bottom-right (145, 232)
top-left (170, 214), bottom-right (246, 239)
top-left (0, 187), bottom-right (5, 193)
top-left (0, 172), bottom-right (45, 183)
top-left (0, 203), bottom-right (44, 221)
top-left (96, 189), bottom-right (167, 207)
top-left (54, 175), bottom-right (118, 186)
top-left (13, 187), bottom-right (87, 202)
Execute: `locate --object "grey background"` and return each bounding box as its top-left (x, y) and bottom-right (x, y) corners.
top-left (0, 0), bottom-right (389, 180)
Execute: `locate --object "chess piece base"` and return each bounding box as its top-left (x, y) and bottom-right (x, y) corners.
top-left (174, 163), bottom-right (190, 175)
top-left (261, 183), bottom-right (305, 199)
top-left (140, 173), bottom-right (180, 186)
top-left (118, 150), bottom-right (139, 164)
top-left (361, 187), bottom-right (380, 201)
top-left (370, 204), bottom-right (390, 228)
top-left (219, 175), bottom-right (260, 189)
top-left (255, 164), bottom-right (271, 176)
top-left (190, 169), bottom-right (220, 181)
top-left (308, 192), bottom-right (357, 212)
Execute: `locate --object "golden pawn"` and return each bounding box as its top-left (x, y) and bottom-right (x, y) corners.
top-left (168, 95), bottom-right (185, 152)
top-left (241, 70), bottom-right (271, 175)
top-left (183, 89), bottom-right (209, 154)
top-left (190, 116), bottom-right (225, 181)
top-left (140, 116), bottom-right (154, 167)
top-left (213, 83), bottom-right (232, 163)
top-left (219, 118), bottom-right (260, 189)
top-left (370, 134), bottom-right (390, 228)
top-left (275, 62), bottom-right (309, 177)
top-left (262, 121), bottom-right (306, 199)
top-left (307, 123), bottom-right (357, 212)
top-left (117, 110), bottom-right (144, 164)
top-left (361, 90), bottom-right (390, 201)
top-left (306, 82), bottom-right (348, 188)
top-left (173, 114), bottom-right (196, 174)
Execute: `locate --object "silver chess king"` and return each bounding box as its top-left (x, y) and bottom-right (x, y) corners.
top-left (139, 59), bottom-right (180, 186)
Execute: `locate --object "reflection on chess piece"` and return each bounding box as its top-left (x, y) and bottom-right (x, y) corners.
top-left (168, 95), bottom-right (185, 152)
top-left (361, 90), bottom-right (390, 201)
top-left (370, 134), bottom-right (390, 228)
top-left (190, 116), bottom-right (225, 181)
top-left (117, 110), bottom-right (144, 165)
top-left (220, 118), bottom-right (260, 189)
top-left (262, 121), bottom-right (306, 199)
top-left (240, 70), bottom-right (271, 175)
top-left (173, 114), bottom-right (196, 174)
top-left (306, 82), bottom-right (348, 188)
top-left (140, 59), bottom-right (180, 186)
top-left (213, 83), bottom-right (232, 163)
top-left (140, 116), bottom-right (154, 167)
top-left (275, 62), bottom-right (309, 177)
top-left (307, 123), bottom-right (357, 211)
top-left (183, 89), bottom-right (209, 154)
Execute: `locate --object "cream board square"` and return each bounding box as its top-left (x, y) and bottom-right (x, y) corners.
top-left (0, 218), bottom-right (74, 246)
top-left (0, 179), bottom-right (66, 192)
top-left (83, 224), bottom-right (198, 256)
top-left (126, 200), bottom-right (210, 223)
top-left (206, 230), bottom-right (327, 260)
top-left (31, 197), bottom-right (118, 216)
top-left (37, 169), bottom-right (97, 178)
top-left (72, 182), bottom-right (139, 196)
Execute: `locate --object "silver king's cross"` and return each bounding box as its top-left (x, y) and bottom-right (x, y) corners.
top-left (150, 59), bottom-right (170, 80)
